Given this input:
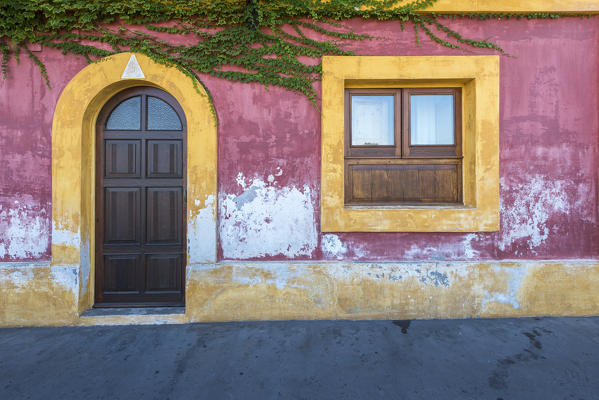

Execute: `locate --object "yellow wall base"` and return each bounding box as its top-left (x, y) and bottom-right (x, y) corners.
top-left (2, 260), bottom-right (598, 327)
top-left (0, 264), bottom-right (79, 327)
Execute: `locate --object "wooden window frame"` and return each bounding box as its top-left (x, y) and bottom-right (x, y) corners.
top-left (402, 88), bottom-right (462, 159)
top-left (344, 87), bottom-right (463, 206)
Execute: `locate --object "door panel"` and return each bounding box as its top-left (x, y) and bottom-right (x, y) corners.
top-left (104, 188), bottom-right (141, 245)
top-left (146, 188), bottom-right (182, 245)
top-left (102, 254), bottom-right (141, 294)
top-left (147, 140), bottom-right (182, 178)
top-left (105, 140), bottom-right (141, 178)
top-left (95, 87), bottom-right (186, 307)
top-left (145, 254), bottom-right (182, 293)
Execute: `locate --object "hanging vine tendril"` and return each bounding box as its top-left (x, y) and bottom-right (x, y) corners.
top-left (0, 1), bottom-right (589, 105)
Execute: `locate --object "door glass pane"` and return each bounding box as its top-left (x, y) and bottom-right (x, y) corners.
top-left (351, 95), bottom-right (394, 146)
top-left (410, 94), bottom-right (454, 145)
top-left (147, 96), bottom-right (182, 130)
top-left (106, 96), bottom-right (141, 130)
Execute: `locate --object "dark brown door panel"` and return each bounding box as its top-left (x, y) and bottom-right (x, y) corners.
top-left (102, 254), bottom-right (142, 295)
top-left (147, 140), bottom-right (183, 178)
top-left (104, 140), bottom-right (141, 178)
top-left (146, 187), bottom-right (182, 245)
top-left (103, 188), bottom-right (141, 245)
top-left (145, 254), bottom-right (183, 294)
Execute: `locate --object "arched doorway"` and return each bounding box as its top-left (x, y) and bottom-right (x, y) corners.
top-left (94, 87), bottom-right (187, 307)
top-left (51, 53), bottom-right (217, 314)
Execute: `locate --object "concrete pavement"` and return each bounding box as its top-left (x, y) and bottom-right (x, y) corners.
top-left (1, 317), bottom-right (599, 399)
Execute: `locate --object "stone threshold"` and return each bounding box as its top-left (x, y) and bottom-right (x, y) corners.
top-left (78, 307), bottom-right (187, 326)
top-left (82, 307), bottom-right (185, 317)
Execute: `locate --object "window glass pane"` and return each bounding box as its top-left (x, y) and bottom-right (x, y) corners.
top-left (147, 96), bottom-right (182, 130)
top-left (410, 94), bottom-right (454, 145)
top-left (106, 96), bottom-right (141, 130)
top-left (351, 95), bottom-right (394, 146)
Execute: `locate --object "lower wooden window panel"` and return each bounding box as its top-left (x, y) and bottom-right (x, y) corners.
top-left (345, 159), bottom-right (462, 205)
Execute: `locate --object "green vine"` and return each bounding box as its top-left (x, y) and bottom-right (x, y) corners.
top-left (0, 1), bottom-right (590, 106)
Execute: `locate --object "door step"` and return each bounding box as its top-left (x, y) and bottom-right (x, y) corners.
top-left (78, 307), bottom-right (186, 326)
top-left (82, 307), bottom-right (185, 317)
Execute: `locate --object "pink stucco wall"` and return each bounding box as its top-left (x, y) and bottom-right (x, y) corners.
top-left (1, 17), bottom-right (598, 262)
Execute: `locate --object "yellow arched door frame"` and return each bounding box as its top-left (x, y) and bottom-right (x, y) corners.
top-left (51, 53), bottom-right (217, 312)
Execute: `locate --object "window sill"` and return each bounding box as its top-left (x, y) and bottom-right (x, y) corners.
top-left (345, 204), bottom-right (474, 210)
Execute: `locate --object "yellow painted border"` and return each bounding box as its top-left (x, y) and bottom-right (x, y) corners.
top-left (321, 56), bottom-right (499, 232)
top-left (411, 0), bottom-right (599, 13)
top-left (3, 260), bottom-right (599, 326)
top-left (51, 53), bottom-right (217, 312)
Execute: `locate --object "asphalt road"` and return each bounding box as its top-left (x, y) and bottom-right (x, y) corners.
top-left (1, 317), bottom-right (599, 399)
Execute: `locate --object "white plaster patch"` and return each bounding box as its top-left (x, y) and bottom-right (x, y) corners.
top-left (2, 266), bottom-right (35, 287)
top-left (188, 195), bottom-right (217, 263)
top-left (220, 174), bottom-right (317, 259)
top-left (121, 54), bottom-right (145, 79)
top-left (232, 263), bottom-right (309, 291)
top-left (574, 182), bottom-right (594, 223)
top-left (326, 261), bottom-right (469, 288)
top-left (402, 234), bottom-right (481, 261)
top-left (481, 264), bottom-right (528, 310)
top-left (236, 172), bottom-right (247, 189)
top-left (404, 244), bottom-right (439, 260)
top-left (0, 204), bottom-right (50, 260)
top-left (51, 265), bottom-right (79, 297)
top-left (499, 175), bottom-right (570, 252)
top-left (463, 234), bottom-right (479, 259)
top-left (321, 234), bottom-right (347, 260)
top-left (52, 221), bottom-right (80, 247)
top-left (80, 241), bottom-right (91, 297)
top-left (351, 244), bottom-right (370, 259)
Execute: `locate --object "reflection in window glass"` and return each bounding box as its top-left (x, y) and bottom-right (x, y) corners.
top-left (410, 95), bottom-right (454, 145)
top-left (106, 96), bottom-right (141, 130)
top-left (351, 95), bottom-right (394, 146)
top-left (147, 96), bottom-right (182, 130)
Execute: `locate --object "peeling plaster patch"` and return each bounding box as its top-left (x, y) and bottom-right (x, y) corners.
top-left (188, 195), bottom-right (217, 263)
top-left (50, 265), bottom-right (79, 297)
top-left (0, 203), bottom-right (50, 260)
top-left (499, 175), bottom-right (570, 252)
top-left (419, 270), bottom-right (450, 287)
top-left (220, 175), bottom-right (317, 259)
top-left (327, 262), bottom-right (461, 288)
top-left (1, 266), bottom-right (35, 288)
top-left (482, 265), bottom-right (528, 310)
top-left (230, 263), bottom-right (309, 291)
top-left (463, 234), bottom-right (479, 259)
top-left (402, 236), bottom-right (480, 261)
top-left (351, 244), bottom-right (370, 259)
top-left (321, 234), bottom-right (347, 260)
top-left (235, 172), bottom-right (247, 189)
top-left (80, 241), bottom-right (91, 297)
top-left (52, 221), bottom-right (80, 247)
top-left (574, 182), bottom-right (594, 223)
top-left (404, 244), bottom-right (449, 261)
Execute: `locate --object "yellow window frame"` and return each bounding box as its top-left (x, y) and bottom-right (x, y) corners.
top-left (321, 56), bottom-right (500, 232)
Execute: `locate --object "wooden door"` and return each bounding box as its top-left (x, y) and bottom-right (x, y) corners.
top-left (95, 87), bottom-right (186, 307)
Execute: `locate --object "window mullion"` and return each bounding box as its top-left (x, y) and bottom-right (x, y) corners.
top-left (395, 89), bottom-right (403, 158)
